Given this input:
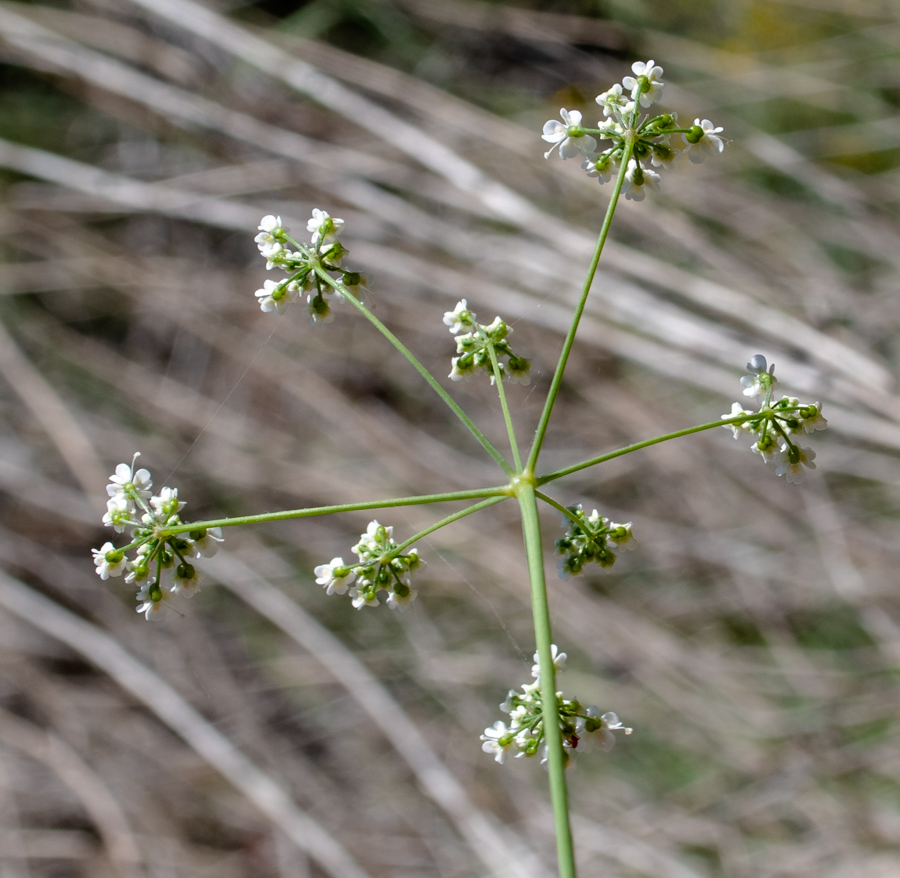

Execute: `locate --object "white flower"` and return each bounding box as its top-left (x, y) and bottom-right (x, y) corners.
top-left (448, 356), bottom-right (475, 382)
top-left (751, 437), bottom-right (779, 463)
top-left (150, 487), bottom-right (185, 519)
top-left (507, 356), bottom-right (531, 385)
top-left (264, 246), bottom-right (287, 270)
top-left (741, 354), bottom-right (777, 398)
top-left (255, 214), bottom-right (287, 256)
top-left (125, 543), bottom-right (152, 582)
top-left (305, 294), bottom-right (334, 325)
top-left (307, 209), bottom-right (344, 246)
top-left (386, 585), bottom-right (418, 611)
top-left (370, 520), bottom-right (391, 540)
top-left (597, 119), bottom-right (626, 138)
top-left (255, 279), bottom-right (297, 315)
top-left (481, 721), bottom-right (517, 764)
top-left (189, 527), bottom-right (224, 558)
top-left (136, 583), bottom-right (169, 622)
top-left (499, 689), bottom-right (517, 714)
top-left (106, 454), bottom-right (152, 510)
top-left (170, 561), bottom-right (202, 598)
top-left (607, 521), bottom-right (636, 551)
top-left (722, 402), bottom-right (758, 439)
top-left (623, 159), bottom-right (660, 202)
top-left (443, 299), bottom-right (477, 334)
top-left (352, 521), bottom-right (394, 563)
top-left (622, 59), bottom-right (664, 106)
top-left (258, 214), bottom-right (284, 234)
top-left (349, 586), bottom-right (379, 610)
top-left (802, 403), bottom-right (828, 433)
top-left (775, 444), bottom-right (817, 484)
top-left (93, 542), bottom-right (128, 580)
top-left (532, 644), bottom-right (567, 679)
top-left (102, 496), bottom-right (132, 533)
top-left (649, 147), bottom-right (676, 168)
top-left (482, 316), bottom-right (507, 336)
top-left (578, 707), bottom-right (632, 752)
top-left (542, 109), bottom-right (598, 160)
top-left (582, 155), bottom-right (614, 184)
top-left (595, 83), bottom-right (629, 117)
top-left (314, 557), bottom-right (357, 596)
top-left (683, 118), bottom-right (725, 164)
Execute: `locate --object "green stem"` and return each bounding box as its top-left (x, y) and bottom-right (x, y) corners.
top-left (538, 415), bottom-right (760, 484)
top-left (534, 491), bottom-right (582, 528)
top-left (516, 481), bottom-right (576, 878)
top-left (316, 268), bottom-right (514, 476)
top-left (485, 340), bottom-right (523, 471)
top-left (390, 496), bottom-right (508, 556)
top-left (771, 418), bottom-right (794, 450)
top-left (525, 137), bottom-right (635, 474)
top-left (160, 486), bottom-right (511, 537)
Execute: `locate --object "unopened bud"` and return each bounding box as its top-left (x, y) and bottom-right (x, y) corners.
top-left (685, 124), bottom-right (705, 144)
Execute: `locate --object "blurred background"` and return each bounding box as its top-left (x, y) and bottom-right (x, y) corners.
top-left (0, 0), bottom-right (899, 875)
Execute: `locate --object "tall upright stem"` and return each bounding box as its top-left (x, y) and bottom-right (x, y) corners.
top-left (516, 481), bottom-right (576, 878)
top-left (525, 140), bottom-right (635, 474)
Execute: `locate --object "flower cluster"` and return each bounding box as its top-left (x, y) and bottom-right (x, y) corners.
top-left (253, 210), bottom-right (364, 323)
top-left (94, 454), bottom-right (223, 620)
top-left (314, 521), bottom-right (423, 611)
top-left (481, 645), bottom-right (631, 766)
top-left (443, 300), bottom-right (531, 385)
top-left (722, 355), bottom-right (827, 484)
top-left (555, 504), bottom-right (635, 579)
top-left (542, 60), bottom-right (725, 200)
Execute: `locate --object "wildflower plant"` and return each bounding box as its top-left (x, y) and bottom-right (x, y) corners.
top-left (92, 61), bottom-right (827, 878)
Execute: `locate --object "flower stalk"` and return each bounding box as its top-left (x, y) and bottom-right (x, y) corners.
top-left (525, 138), bottom-right (634, 474)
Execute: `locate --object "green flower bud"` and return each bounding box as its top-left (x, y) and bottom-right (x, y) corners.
top-left (685, 124), bottom-right (705, 144)
top-left (633, 139), bottom-right (652, 159)
top-left (310, 296), bottom-right (330, 317)
top-left (756, 434), bottom-right (777, 453)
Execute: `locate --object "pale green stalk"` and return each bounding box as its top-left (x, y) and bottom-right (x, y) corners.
top-left (534, 491), bottom-right (582, 528)
top-left (485, 339), bottom-right (523, 471)
top-left (389, 496), bottom-right (508, 556)
top-left (525, 137), bottom-right (635, 475)
top-left (315, 268), bottom-right (514, 476)
top-left (538, 415), bottom-right (759, 484)
top-left (161, 486), bottom-right (510, 537)
top-left (511, 144), bottom-right (636, 878)
top-left (516, 480), bottom-right (576, 878)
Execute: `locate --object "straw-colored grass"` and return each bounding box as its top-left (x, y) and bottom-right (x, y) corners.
top-left (0, 1), bottom-right (898, 875)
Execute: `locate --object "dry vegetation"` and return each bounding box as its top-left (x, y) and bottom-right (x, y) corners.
top-left (0, 0), bottom-right (899, 875)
